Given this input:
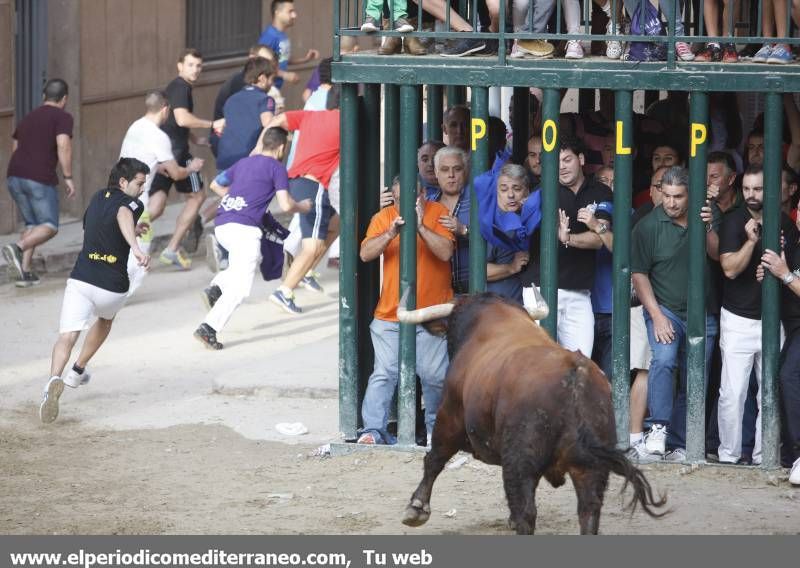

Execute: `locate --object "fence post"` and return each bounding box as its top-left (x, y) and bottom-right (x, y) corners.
top-left (385, 84), bottom-right (400, 184)
top-left (612, 89), bottom-right (633, 449)
top-left (427, 85), bottom-right (443, 142)
top-left (686, 90), bottom-right (709, 463)
top-left (762, 91), bottom-right (783, 469)
top-left (511, 87), bottom-right (530, 166)
top-left (398, 84), bottom-right (421, 446)
top-left (339, 82), bottom-right (359, 440)
top-left (469, 86), bottom-right (489, 293)
top-left (540, 88), bottom-right (561, 337)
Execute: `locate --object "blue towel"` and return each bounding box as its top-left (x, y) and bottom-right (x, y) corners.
top-left (474, 150), bottom-right (542, 253)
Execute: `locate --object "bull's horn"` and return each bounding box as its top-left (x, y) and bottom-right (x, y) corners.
top-left (397, 288), bottom-right (455, 324)
top-left (525, 286), bottom-right (550, 320)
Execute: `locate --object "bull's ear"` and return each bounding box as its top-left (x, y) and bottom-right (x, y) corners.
top-left (422, 318), bottom-right (449, 337)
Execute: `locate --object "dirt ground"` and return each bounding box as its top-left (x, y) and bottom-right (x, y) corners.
top-left (1, 267), bottom-right (799, 535)
top-left (1, 412), bottom-right (798, 535)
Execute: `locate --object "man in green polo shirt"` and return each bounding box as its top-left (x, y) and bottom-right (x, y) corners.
top-left (631, 166), bottom-right (719, 463)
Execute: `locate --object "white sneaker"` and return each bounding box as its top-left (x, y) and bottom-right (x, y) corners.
top-left (790, 457), bottom-right (800, 486)
top-left (664, 447), bottom-right (687, 463)
top-left (39, 376), bottom-right (64, 424)
top-left (63, 368), bottom-right (91, 389)
top-left (565, 40), bottom-right (584, 59)
top-left (605, 18), bottom-right (622, 59)
top-left (626, 440), bottom-right (662, 464)
top-left (644, 424), bottom-right (667, 455)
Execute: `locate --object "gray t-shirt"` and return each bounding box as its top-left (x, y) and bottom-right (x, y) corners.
top-left (486, 243), bottom-right (523, 304)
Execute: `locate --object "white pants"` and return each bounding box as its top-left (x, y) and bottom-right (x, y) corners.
top-left (523, 286), bottom-right (594, 355)
top-left (59, 278), bottom-right (128, 333)
top-left (126, 239), bottom-right (151, 297)
top-left (718, 308), bottom-right (763, 464)
top-left (283, 215), bottom-right (302, 258)
top-left (203, 223), bottom-right (262, 332)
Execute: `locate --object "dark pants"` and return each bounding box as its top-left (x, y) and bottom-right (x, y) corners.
top-left (591, 312), bottom-right (612, 379)
top-left (780, 329), bottom-right (800, 464)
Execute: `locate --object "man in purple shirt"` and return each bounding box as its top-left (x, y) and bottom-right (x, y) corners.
top-left (194, 127), bottom-right (311, 350)
top-left (3, 79), bottom-right (75, 287)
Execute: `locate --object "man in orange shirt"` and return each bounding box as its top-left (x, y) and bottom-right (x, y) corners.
top-left (357, 177), bottom-right (455, 446)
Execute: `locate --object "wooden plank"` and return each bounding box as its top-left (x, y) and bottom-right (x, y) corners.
top-left (105, 0), bottom-right (134, 95)
top-left (80, 0), bottom-right (108, 98)
top-left (0, 115), bottom-right (17, 234)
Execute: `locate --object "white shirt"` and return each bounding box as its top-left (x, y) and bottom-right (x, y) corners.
top-left (119, 117), bottom-right (174, 204)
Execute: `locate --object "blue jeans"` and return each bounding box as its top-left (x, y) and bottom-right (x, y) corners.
top-left (361, 318), bottom-right (449, 443)
top-left (7, 176), bottom-right (60, 230)
top-left (644, 305), bottom-right (718, 449)
top-left (780, 329), bottom-right (800, 463)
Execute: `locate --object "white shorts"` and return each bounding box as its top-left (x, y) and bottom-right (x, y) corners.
top-left (59, 278), bottom-right (127, 333)
top-left (629, 305), bottom-right (651, 371)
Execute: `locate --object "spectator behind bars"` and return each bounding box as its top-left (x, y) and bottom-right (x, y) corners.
top-left (519, 135), bottom-right (612, 356)
top-left (716, 164), bottom-right (799, 465)
top-left (428, 146), bottom-right (471, 294)
top-left (631, 166), bottom-right (719, 463)
top-left (357, 176), bottom-right (454, 446)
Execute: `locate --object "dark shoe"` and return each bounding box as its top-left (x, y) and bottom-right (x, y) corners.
top-left (183, 216), bottom-right (204, 254)
top-left (694, 43), bottom-right (721, 62)
top-left (378, 36), bottom-right (402, 55)
top-left (269, 289), bottom-right (302, 315)
top-left (722, 43), bottom-right (739, 63)
top-left (360, 16), bottom-right (380, 32)
top-left (201, 285), bottom-right (222, 310)
top-left (2, 243), bottom-right (24, 280)
top-left (194, 323), bottom-right (223, 350)
top-left (481, 39), bottom-right (498, 56)
top-left (441, 38), bottom-right (487, 57)
top-left (404, 36), bottom-right (427, 56)
top-left (15, 271), bottom-right (41, 288)
top-left (393, 17), bottom-right (414, 33)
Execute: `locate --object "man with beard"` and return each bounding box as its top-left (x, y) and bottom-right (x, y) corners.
top-left (716, 164), bottom-right (799, 465)
top-left (417, 140), bottom-right (445, 193)
top-left (525, 135), bottom-right (542, 189)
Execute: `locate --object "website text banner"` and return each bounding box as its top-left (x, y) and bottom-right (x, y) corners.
top-left (0, 536), bottom-right (795, 568)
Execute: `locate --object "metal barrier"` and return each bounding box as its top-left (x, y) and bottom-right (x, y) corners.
top-left (334, 0), bottom-right (798, 467)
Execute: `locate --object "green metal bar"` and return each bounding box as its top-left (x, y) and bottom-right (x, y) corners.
top-left (358, 84), bottom-right (383, 416)
top-left (333, 0), bottom-right (341, 60)
top-left (398, 84), bottom-right (420, 447)
top-left (686, 90), bottom-right (709, 463)
top-left (384, 84), bottom-right (400, 184)
top-left (511, 86), bottom-right (530, 166)
top-left (762, 91), bottom-right (783, 470)
top-left (446, 86), bottom-right (466, 108)
top-left (539, 88), bottom-right (560, 337)
top-left (427, 85), bottom-right (444, 141)
top-left (338, 83), bottom-right (359, 440)
top-left (469, 86), bottom-right (489, 293)
top-left (498, 0), bottom-right (507, 65)
top-left (611, 89), bottom-right (632, 450)
top-left (666, 0), bottom-right (677, 68)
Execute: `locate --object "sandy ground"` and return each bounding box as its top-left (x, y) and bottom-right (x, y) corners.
top-left (1, 264), bottom-right (799, 535)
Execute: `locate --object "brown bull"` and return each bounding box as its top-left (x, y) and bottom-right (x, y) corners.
top-left (399, 292), bottom-right (667, 535)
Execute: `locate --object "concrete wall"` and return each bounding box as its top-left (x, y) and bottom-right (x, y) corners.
top-left (1, 0), bottom-right (334, 235)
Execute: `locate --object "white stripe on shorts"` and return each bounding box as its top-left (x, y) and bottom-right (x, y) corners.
top-left (311, 182), bottom-right (324, 240)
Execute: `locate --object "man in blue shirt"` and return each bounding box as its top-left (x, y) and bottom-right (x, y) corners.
top-left (258, 1), bottom-right (319, 91)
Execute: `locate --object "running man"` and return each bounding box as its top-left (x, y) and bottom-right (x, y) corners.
top-left (39, 158), bottom-right (151, 424)
top-left (194, 127), bottom-right (311, 349)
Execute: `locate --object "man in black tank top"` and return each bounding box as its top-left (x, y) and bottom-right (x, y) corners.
top-left (39, 158), bottom-right (151, 424)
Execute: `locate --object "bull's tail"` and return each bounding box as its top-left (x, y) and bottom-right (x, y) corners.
top-left (575, 427), bottom-right (669, 519)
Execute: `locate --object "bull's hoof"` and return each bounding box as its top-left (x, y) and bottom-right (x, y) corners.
top-left (402, 499), bottom-right (431, 527)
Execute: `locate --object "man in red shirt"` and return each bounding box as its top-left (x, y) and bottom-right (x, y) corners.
top-left (3, 79), bottom-right (75, 287)
top-left (264, 87), bottom-right (341, 314)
